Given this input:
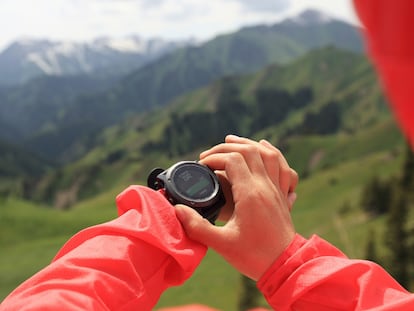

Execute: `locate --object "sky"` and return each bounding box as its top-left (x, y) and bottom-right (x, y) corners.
top-left (0, 0), bottom-right (359, 51)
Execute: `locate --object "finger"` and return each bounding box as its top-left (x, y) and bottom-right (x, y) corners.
top-left (200, 142), bottom-right (229, 159)
top-left (202, 136), bottom-right (299, 199)
top-left (201, 143), bottom-right (267, 176)
top-left (175, 204), bottom-right (227, 247)
top-left (201, 135), bottom-right (260, 165)
top-left (225, 136), bottom-right (286, 188)
top-left (258, 140), bottom-right (283, 187)
top-left (260, 139), bottom-right (299, 195)
top-left (200, 152), bottom-right (252, 184)
top-left (215, 171), bottom-right (234, 221)
top-left (289, 169), bottom-right (299, 193)
top-left (259, 139), bottom-right (289, 172)
top-left (259, 139), bottom-right (289, 169)
top-left (225, 137), bottom-right (288, 191)
top-left (287, 192), bottom-right (297, 211)
top-left (225, 134), bottom-right (254, 144)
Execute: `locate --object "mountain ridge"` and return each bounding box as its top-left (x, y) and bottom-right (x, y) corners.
top-left (0, 36), bottom-right (192, 85)
top-left (19, 10), bottom-right (364, 162)
top-left (0, 10), bottom-right (366, 192)
top-left (21, 47), bottom-right (397, 209)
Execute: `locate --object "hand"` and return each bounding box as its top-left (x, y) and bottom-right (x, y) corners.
top-left (175, 135), bottom-right (298, 280)
top-left (212, 136), bottom-right (298, 221)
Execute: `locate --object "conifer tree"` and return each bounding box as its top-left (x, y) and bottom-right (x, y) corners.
top-left (238, 274), bottom-right (261, 311)
top-left (365, 229), bottom-right (379, 264)
top-left (400, 143), bottom-right (414, 194)
top-left (381, 143), bottom-right (414, 290)
top-left (360, 176), bottom-right (391, 216)
top-left (384, 190), bottom-right (409, 288)
top-left (399, 143), bottom-right (414, 288)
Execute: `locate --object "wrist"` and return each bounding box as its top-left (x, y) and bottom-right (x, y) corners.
top-left (251, 230), bottom-right (296, 281)
top-left (257, 234), bottom-right (306, 284)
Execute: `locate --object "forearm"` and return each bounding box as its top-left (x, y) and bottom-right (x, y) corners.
top-left (258, 234), bottom-right (413, 310)
top-left (0, 186), bottom-right (206, 311)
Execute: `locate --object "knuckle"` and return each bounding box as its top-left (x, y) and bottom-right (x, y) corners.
top-left (291, 169), bottom-right (299, 184)
top-left (227, 151), bottom-right (244, 163)
top-left (241, 144), bottom-right (261, 159)
top-left (265, 149), bottom-right (280, 162)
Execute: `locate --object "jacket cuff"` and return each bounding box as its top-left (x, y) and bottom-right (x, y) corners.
top-left (257, 234), bottom-right (307, 295)
top-left (257, 234), bottom-right (347, 299)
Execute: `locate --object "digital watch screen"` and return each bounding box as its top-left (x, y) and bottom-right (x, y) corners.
top-left (147, 161), bottom-right (225, 224)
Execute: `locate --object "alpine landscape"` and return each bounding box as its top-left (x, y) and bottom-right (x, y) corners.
top-left (0, 9), bottom-right (413, 310)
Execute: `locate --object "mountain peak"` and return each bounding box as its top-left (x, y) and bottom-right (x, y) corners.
top-left (92, 36), bottom-right (148, 53)
top-left (0, 36), bottom-right (192, 85)
top-left (283, 9), bottom-right (334, 26)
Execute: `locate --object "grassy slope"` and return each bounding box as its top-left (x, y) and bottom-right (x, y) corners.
top-left (29, 48), bottom-right (378, 208)
top-left (2, 48), bottom-right (410, 307)
top-left (1, 118), bottom-right (409, 310)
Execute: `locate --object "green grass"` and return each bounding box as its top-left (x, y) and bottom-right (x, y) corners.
top-left (292, 148), bottom-right (402, 259)
top-left (1, 122), bottom-right (410, 309)
top-left (0, 237), bottom-right (68, 298)
top-left (0, 190), bottom-right (119, 300)
top-left (283, 118), bottom-right (404, 177)
top-left (155, 249), bottom-right (242, 310)
top-left (0, 109), bottom-right (411, 308)
top-left (1, 142), bottom-right (408, 308)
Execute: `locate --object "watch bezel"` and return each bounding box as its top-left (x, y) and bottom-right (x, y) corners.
top-left (161, 161), bottom-right (221, 208)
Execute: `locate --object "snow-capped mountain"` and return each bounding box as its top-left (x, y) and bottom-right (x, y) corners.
top-left (0, 36), bottom-right (192, 85)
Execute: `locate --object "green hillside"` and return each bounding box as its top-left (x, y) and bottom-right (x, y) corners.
top-left (0, 139), bottom-right (51, 196)
top-left (1, 46), bottom-right (413, 308)
top-left (27, 47), bottom-right (389, 207)
top-left (0, 129), bottom-right (408, 308)
top-left (8, 14), bottom-right (362, 163)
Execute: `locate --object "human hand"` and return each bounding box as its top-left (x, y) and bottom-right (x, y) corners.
top-left (175, 135), bottom-right (298, 280)
top-left (212, 136), bottom-right (298, 221)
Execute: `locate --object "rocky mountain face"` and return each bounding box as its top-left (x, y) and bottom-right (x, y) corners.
top-left (0, 36), bottom-right (192, 85)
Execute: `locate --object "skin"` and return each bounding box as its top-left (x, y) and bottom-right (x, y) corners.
top-left (175, 135), bottom-right (299, 281)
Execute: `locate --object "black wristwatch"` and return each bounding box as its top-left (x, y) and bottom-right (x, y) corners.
top-left (147, 161), bottom-right (225, 224)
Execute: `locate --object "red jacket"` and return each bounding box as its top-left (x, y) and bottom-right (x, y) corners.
top-left (1, 186), bottom-right (413, 310)
top-left (1, 0), bottom-right (414, 310)
top-left (0, 186), bottom-right (207, 311)
top-left (353, 0), bottom-right (414, 146)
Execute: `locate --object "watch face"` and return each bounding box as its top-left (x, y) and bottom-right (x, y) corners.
top-left (172, 164), bottom-right (216, 200)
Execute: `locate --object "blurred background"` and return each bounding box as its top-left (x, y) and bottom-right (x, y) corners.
top-left (0, 0), bottom-right (413, 310)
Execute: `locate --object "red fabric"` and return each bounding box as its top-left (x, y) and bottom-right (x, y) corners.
top-left (156, 306), bottom-right (268, 311)
top-left (258, 234), bottom-right (414, 310)
top-left (156, 304), bottom-right (220, 311)
top-left (1, 189), bottom-right (413, 311)
top-left (0, 186), bottom-right (206, 311)
top-left (353, 0), bottom-right (414, 146)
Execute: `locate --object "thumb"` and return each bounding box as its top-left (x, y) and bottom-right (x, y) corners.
top-left (175, 204), bottom-right (223, 247)
top-left (287, 192), bottom-right (297, 211)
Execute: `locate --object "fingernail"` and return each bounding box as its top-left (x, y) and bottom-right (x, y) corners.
top-left (175, 205), bottom-right (187, 222)
top-left (200, 150), bottom-right (208, 159)
top-left (226, 134), bottom-right (241, 141)
top-left (288, 192), bottom-right (297, 206)
top-left (260, 139), bottom-right (272, 147)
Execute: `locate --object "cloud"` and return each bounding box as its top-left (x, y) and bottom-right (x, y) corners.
top-left (235, 0), bottom-right (291, 12)
top-left (139, 0), bottom-right (167, 8)
top-left (0, 0), bottom-right (290, 50)
top-left (0, 0), bottom-right (356, 51)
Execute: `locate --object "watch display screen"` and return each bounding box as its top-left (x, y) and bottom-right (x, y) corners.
top-left (173, 165), bottom-right (215, 200)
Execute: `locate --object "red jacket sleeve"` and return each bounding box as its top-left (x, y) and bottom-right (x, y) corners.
top-left (0, 186), bottom-right (207, 311)
top-left (353, 0), bottom-right (414, 146)
top-left (258, 234), bottom-right (414, 310)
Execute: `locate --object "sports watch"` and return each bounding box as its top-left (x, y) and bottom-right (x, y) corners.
top-left (147, 161), bottom-right (225, 224)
